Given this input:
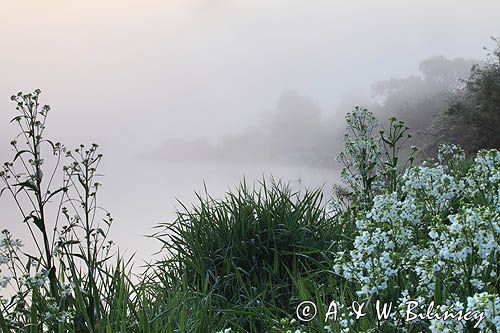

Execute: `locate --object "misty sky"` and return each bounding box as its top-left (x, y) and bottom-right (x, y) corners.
top-left (1, 0), bottom-right (500, 261)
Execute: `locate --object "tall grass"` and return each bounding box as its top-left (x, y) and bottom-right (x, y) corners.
top-left (147, 181), bottom-right (341, 331)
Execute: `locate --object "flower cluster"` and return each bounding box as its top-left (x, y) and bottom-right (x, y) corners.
top-left (0, 229), bottom-right (24, 291)
top-left (422, 207), bottom-right (499, 294)
top-left (334, 143), bottom-right (500, 331)
top-left (466, 292), bottom-right (500, 331)
top-left (465, 149), bottom-right (500, 205)
top-left (437, 143), bottom-right (466, 167)
top-left (427, 293), bottom-right (499, 332)
top-left (337, 107), bottom-right (383, 202)
top-left (335, 192), bottom-right (422, 297)
top-left (402, 164), bottom-right (464, 214)
top-left (42, 297), bottom-right (73, 325)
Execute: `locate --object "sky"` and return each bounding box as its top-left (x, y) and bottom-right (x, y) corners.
top-left (1, 0), bottom-right (499, 262)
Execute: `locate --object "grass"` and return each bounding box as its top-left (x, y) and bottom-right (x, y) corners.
top-left (146, 180), bottom-right (341, 332)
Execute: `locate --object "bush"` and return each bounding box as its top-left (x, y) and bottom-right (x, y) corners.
top-left (331, 107), bottom-right (500, 332)
top-left (428, 37), bottom-right (500, 155)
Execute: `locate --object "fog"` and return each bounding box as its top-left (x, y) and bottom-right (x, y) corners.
top-left (1, 0), bottom-right (499, 261)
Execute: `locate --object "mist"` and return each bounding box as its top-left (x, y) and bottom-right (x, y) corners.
top-left (1, 0), bottom-right (500, 261)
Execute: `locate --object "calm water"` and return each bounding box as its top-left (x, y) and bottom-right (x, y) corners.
top-left (1, 159), bottom-right (339, 266)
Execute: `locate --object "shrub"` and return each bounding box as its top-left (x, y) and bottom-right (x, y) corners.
top-left (333, 133), bottom-right (500, 331)
top-left (428, 37), bottom-right (500, 155)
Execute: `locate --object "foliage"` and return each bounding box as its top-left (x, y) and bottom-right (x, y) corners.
top-left (371, 56), bottom-right (474, 134)
top-left (332, 107), bottom-right (500, 331)
top-left (2, 92), bottom-right (500, 333)
top-left (0, 91), bottom-right (136, 332)
top-left (334, 107), bottom-right (417, 214)
top-left (148, 181), bottom-right (340, 332)
top-left (428, 37), bottom-right (500, 155)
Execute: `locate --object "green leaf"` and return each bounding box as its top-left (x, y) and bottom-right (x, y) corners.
top-left (44, 186), bottom-right (67, 202)
top-left (33, 217), bottom-right (45, 233)
top-left (9, 115), bottom-right (23, 123)
top-left (13, 149), bottom-right (34, 162)
top-left (68, 263), bottom-right (95, 333)
top-left (13, 181), bottom-right (37, 193)
top-left (0, 308), bottom-right (10, 333)
top-left (63, 240), bottom-right (81, 246)
top-left (96, 228), bottom-right (106, 238)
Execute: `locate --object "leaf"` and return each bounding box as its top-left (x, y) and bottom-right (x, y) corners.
top-left (13, 181), bottom-right (37, 193)
top-left (13, 149), bottom-right (34, 162)
top-left (25, 257), bottom-right (32, 271)
top-left (44, 186), bottom-right (67, 202)
top-left (9, 115), bottom-right (23, 123)
top-left (0, 308), bottom-right (10, 333)
top-left (68, 263), bottom-right (95, 333)
top-left (63, 240), bottom-right (81, 246)
top-left (96, 228), bottom-right (106, 238)
top-left (33, 217), bottom-right (45, 233)
top-left (68, 252), bottom-right (88, 261)
top-left (23, 214), bottom-right (35, 223)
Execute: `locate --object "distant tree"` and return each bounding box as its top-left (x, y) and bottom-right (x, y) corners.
top-left (429, 37), bottom-right (500, 154)
top-left (371, 56), bottom-right (475, 134)
top-left (215, 90), bottom-right (336, 167)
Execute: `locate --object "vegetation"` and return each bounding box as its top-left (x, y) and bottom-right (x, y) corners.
top-left (1, 89), bottom-right (499, 332)
top-left (0, 91), bottom-right (135, 332)
top-left (331, 111), bottom-right (500, 332)
top-left (429, 37), bottom-right (500, 154)
top-left (143, 182), bottom-right (341, 332)
top-left (372, 37), bottom-right (500, 157)
top-left (155, 39), bottom-right (500, 171)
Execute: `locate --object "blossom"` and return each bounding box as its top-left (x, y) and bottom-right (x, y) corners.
top-left (466, 292), bottom-right (500, 331)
